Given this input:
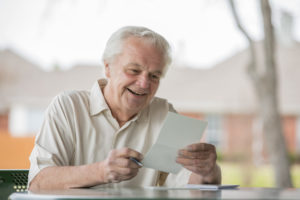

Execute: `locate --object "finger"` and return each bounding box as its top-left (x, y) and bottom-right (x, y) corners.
top-left (184, 165), bottom-right (212, 175)
top-left (178, 149), bottom-right (210, 159)
top-left (117, 166), bottom-right (139, 176)
top-left (186, 143), bottom-right (216, 152)
top-left (106, 166), bottom-right (139, 183)
top-left (115, 148), bottom-right (144, 160)
top-left (118, 170), bottom-right (139, 181)
top-left (115, 157), bottom-right (141, 168)
top-left (176, 157), bottom-right (210, 167)
top-left (129, 157), bottom-right (143, 167)
top-left (178, 150), bottom-right (217, 167)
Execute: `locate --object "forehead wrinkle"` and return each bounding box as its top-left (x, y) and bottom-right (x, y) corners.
top-left (123, 38), bottom-right (163, 66)
top-left (127, 62), bottom-right (142, 68)
top-left (121, 38), bottom-right (164, 75)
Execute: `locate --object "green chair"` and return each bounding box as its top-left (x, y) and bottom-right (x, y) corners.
top-left (0, 169), bottom-right (29, 200)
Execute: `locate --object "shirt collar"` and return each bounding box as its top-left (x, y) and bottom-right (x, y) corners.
top-left (89, 78), bottom-right (149, 123)
top-left (89, 79), bottom-right (109, 116)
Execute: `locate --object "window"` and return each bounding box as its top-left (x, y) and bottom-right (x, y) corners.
top-left (204, 114), bottom-right (224, 149)
top-left (9, 105), bottom-right (44, 137)
top-left (297, 116), bottom-right (300, 154)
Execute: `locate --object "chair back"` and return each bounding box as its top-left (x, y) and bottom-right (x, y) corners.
top-left (0, 169), bottom-right (29, 200)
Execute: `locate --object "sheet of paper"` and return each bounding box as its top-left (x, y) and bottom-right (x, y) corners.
top-left (186, 184), bottom-right (240, 190)
top-left (144, 184), bottom-right (239, 191)
top-left (142, 112), bottom-right (207, 173)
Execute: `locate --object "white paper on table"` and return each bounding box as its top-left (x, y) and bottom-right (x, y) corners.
top-left (186, 184), bottom-right (240, 190)
top-left (141, 112), bottom-right (207, 174)
top-left (144, 184), bottom-right (239, 190)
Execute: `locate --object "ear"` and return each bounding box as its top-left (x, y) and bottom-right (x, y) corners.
top-left (104, 61), bottom-right (111, 78)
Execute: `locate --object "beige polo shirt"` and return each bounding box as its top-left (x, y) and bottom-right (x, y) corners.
top-left (29, 79), bottom-right (191, 187)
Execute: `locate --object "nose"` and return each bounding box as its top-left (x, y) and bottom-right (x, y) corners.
top-left (137, 73), bottom-right (150, 89)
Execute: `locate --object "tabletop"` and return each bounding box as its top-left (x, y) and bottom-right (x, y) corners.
top-left (8, 187), bottom-right (300, 200)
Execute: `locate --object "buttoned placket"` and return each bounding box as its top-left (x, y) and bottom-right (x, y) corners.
top-left (103, 109), bottom-right (139, 149)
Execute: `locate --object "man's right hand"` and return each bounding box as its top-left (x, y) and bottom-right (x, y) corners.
top-left (29, 148), bottom-right (143, 190)
top-left (100, 148), bottom-right (143, 183)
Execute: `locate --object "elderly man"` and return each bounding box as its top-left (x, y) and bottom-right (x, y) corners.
top-left (28, 26), bottom-right (221, 190)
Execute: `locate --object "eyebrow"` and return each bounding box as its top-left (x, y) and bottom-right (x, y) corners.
top-left (127, 62), bottom-right (162, 75)
top-left (127, 62), bottom-right (141, 68)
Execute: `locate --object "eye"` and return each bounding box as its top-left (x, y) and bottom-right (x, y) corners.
top-left (131, 69), bottom-right (139, 73)
top-left (151, 75), bottom-right (158, 79)
top-left (127, 68), bottom-right (140, 75)
top-left (150, 74), bottom-right (160, 81)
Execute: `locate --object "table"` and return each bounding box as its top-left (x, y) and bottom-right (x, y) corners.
top-left (8, 187), bottom-right (300, 200)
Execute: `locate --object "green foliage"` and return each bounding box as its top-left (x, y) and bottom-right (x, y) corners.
top-left (291, 165), bottom-right (300, 187)
top-left (216, 151), bottom-right (223, 162)
top-left (288, 152), bottom-right (300, 164)
top-left (220, 162), bottom-right (300, 187)
top-left (216, 152), bottom-right (250, 162)
top-left (220, 163), bottom-right (243, 185)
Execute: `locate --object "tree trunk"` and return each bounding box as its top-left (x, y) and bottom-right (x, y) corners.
top-left (257, 0), bottom-right (292, 188)
top-left (228, 0), bottom-right (292, 187)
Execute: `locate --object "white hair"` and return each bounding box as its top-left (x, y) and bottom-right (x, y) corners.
top-left (102, 26), bottom-right (172, 76)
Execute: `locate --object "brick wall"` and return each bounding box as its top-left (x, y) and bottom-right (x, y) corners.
top-left (0, 113), bottom-right (9, 133)
top-left (282, 116), bottom-right (296, 153)
top-left (180, 112), bottom-right (298, 161)
top-left (223, 114), bottom-right (254, 157)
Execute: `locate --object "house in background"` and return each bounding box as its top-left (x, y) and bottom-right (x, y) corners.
top-left (1, 40), bottom-right (300, 166)
top-left (156, 41), bottom-right (300, 163)
top-left (0, 49), bottom-right (103, 136)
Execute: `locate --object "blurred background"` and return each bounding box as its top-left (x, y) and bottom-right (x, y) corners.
top-left (0, 0), bottom-right (300, 187)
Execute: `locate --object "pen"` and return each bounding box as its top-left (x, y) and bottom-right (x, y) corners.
top-left (129, 157), bottom-right (143, 167)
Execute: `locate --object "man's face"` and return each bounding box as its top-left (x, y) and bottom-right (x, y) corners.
top-left (104, 37), bottom-right (165, 116)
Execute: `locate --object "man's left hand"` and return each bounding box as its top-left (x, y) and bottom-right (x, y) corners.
top-left (176, 143), bottom-right (221, 184)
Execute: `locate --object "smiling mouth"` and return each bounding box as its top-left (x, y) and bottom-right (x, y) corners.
top-left (127, 88), bottom-right (147, 96)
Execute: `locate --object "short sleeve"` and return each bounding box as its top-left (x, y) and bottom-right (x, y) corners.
top-left (164, 168), bottom-right (191, 187)
top-left (28, 94), bottom-right (75, 185)
top-left (168, 103), bottom-right (177, 113)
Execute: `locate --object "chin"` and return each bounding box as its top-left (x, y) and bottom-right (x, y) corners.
top-left (127, 103), bottom-right (146, 112)
top-left (129, 104), bottom-right (143, 111)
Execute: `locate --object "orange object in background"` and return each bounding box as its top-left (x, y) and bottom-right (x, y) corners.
top-left (0, 132), bottom-right (35, 169)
